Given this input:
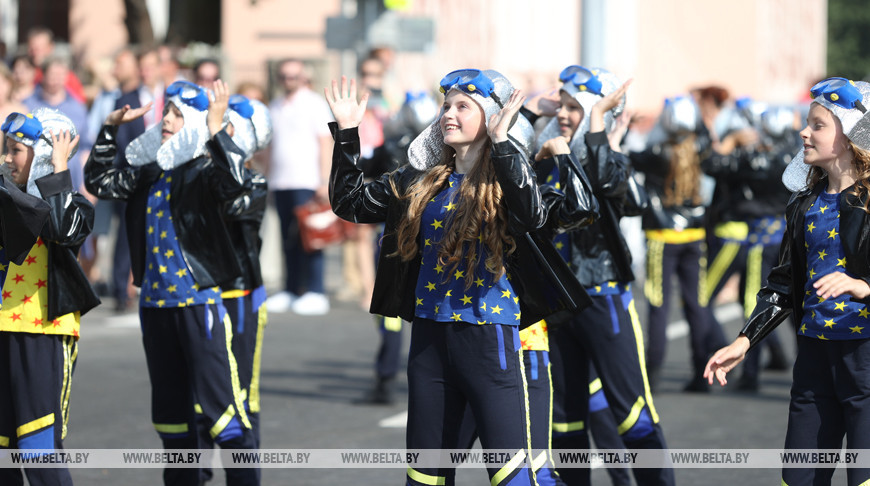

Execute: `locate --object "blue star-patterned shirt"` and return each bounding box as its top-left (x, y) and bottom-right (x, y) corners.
top-left (747, 216), bottom-right (785, 247)
top-left (140, 171), bottom-right (222, 308)
top-left (414, 173), bottom-right (522, 325)
top-left (801, 189), bottom-right (868, 340)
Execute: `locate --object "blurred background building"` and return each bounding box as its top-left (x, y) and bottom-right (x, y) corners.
top-left (0, 0), bottom-right (836, 120)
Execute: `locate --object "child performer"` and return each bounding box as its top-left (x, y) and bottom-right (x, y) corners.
top-left (706, 78), bottom-right (870, 485)
top-left (326, 70), bottom-right (590, 486)
top-left (0, 108), bottom-right (99, 486)
top-left (84, 80), bottom-right (258, 485)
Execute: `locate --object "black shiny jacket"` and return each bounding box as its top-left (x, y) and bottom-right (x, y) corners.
top-left (328, 123), bottom-right (594, 327)
top-left (84, 125), bottom-right (246, 289)
top-left (629, 130), bottom-right (712, 230)
top-left (741, 182), bottom-right (870, 348)
top-left (7, 172), bottom-right (100, 320)
top-left (207, 134), bottom-right (267, 291)
top-left (545, 131), bottom-right (638, 287)
top-left (702, 131), bottom-right (799, 224)
top-left (0, 176), bottom-right (50, 265)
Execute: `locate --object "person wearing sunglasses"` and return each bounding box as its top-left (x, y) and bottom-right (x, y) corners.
top-left (0, 108), bottom-right (98, 486)
top-left (706, 78), bottom-right (870, 485)
top-left (84, 80), bottom-right (260, 485)
top-left (326, 69), bottom-right (593, 486)
top-left (533, 66), bottom-right (676, 486)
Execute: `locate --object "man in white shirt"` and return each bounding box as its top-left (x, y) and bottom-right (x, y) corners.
top-left (265, 59), bottom-right (334, 315)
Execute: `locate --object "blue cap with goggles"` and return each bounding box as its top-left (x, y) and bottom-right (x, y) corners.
top-left (559, 65), bottom-right (603, 96)
top-left (1, 112), bottom-right (44, 145)
top-left (811, 77), bottom-right (866, 113)
top-left (228, 94), bottom-right (254, 119)
top-left (165, 80), bottom-right (210, 112)
top-left (438, 69), bottom-right (502, 107)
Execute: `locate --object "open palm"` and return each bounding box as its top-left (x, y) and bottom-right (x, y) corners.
top-left (325, 76), bottom-right (369, 130)
top-left (488, 90), bottom-right (526, 143)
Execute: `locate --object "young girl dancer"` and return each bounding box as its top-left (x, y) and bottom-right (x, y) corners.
top-left (706, 77), bottom-right (870, 485)
top-left (326, 70), bottom-right (589, 486)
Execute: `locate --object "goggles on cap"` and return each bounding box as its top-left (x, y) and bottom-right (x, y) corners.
top-left (558, 65), bottom-right (603, 95)
top-left (1, 112), bottom-right (44, 142)
top-left (165, 80), bottom-right (209, 112)
top-left (438, 69), bottom-right (502, 107)
top-left (228, 95), bottom-right (254, 119)
top-left (811, 77), bottom-right (867, 113)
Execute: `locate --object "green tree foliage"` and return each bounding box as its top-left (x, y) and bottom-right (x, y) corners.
top-left (828, 0), bottom-right (870, 80)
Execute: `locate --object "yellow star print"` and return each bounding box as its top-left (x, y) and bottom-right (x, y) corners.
top-left (431, 219), bottom-right (443, 229)
top-left (850, 325), bottom-right (864, 334)
top-left (451, 312), bottom-right (462, 322)
top-left (443, 202), bottom-right (457, 211)
top-left (165, 249), bottom-right (175, 258)
top-left (555, 242), bottom-right (564, 250)
top-left (860, 308), bottom-right (870, 318)
top-left (159, 265), bottom-right (167, 274)
top-left (425, 282), bottom-right (436, 291)
top-left (824, 318), bottom-right (836, 328)
top-left (175, 268), bottom-right (188, 278)
top-left (818, 249), bottom-right (827, 260)
top-left (152, 246), bottom-right (159, 254)
top-left (800, 323), bottom-right (807, 334)
top-left (807, 222), bottom-right (816, 233)
top-left (480, 302), bottom-right (487, 311)
top-left (490, 305), bottom-right (503, 314)
top-left (155, 190), bottom-right (162, 198)
top-left (809, 268), bottom-right (817, 279)
top-left (838, 258), bottom-right (847, 267)
top-left (454, 270), bottom-right (465, 280)
top-left (148, 226), bottom-right (154, 234)
top-left (160, 230), bottom-right (167, 239)
top-left (834, 301), bottom-right (848, 311)
top-left (152, 282), bottom-right (159, 289)
top-left (416, 298), bottom-right (423, 306)
top-left (167, 285), bottom-right (177, 293)
top-left (607, 281), bottom-right (617, 288)
top-left (475, 278), bottom-right (485, 287)
top-left (817, 295), bottom-right (826, 303)
top-left (828, 228), bottom-right (838, 239)
top-left (424, 239), bottom-right (432, 247)
top-left (445, 290), bottom-right (452, 297)
top-left (819, 205), bottom-right (829, 214)
top-left (157, 210), bottom-right (164, 218)
top-left (460, 295), bottom-right (472, 305)
top-left (514, 313), bottom-right (521, 321)
top-left (157, 299), bottom-right (166, 307)
top-left (434, 264), bottom-right (444, 274)
top-left (818, 334), bottom-right (829, 340)
top-left (501, 290), bottom-right (511, 298)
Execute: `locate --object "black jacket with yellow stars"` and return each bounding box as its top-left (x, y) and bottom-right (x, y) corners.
top-left (329, 123), bottom-right (592, 328)
top-left (740, 182), bottom-right (870, 348)
top-left (84, 125), bottom-right (246, 290)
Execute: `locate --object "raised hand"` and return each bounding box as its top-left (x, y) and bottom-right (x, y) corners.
top-left (208, 79), bottom-right (230, 136)
top-left (324, 76), bottom-right (369, 130)
top-left (525, 88), bottom-right (561, 117)
top-left (104, 102), bottom-right (153, 126)
top-left (535, 136), bottom-right (571, 161)
top-left (590, 79), bottom-right (632, 133)
top-left (49, 130), bottom-right (80, 173)
top-left (488, 89), bottom-right (526, 144)
top-left (608, 110), bottom-right (634, 152)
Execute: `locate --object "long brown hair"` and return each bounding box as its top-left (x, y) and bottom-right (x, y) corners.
top-left (806, 142), bottom-right (870, 213)
top-left (663, 134), bottom-right (702, 207)
top-left (389, 145), bottom-right (517, 288)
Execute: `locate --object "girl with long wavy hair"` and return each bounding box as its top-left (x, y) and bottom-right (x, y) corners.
top-left (327, 70), bottom-right (592, 486)
top-left (706, 78), bottom-right (870, 485)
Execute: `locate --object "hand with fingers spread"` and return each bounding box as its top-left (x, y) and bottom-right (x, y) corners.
top-left (324, 76), bottom-right (369, 130)
top-left (49, 130), bottom-right (80, 173)
top-left (703, 336), bottom-right (750, 386)
top-left (208, 79), bottom-right (230, 136)
top-left (488, 90), bottom-right (526, 144)
top-left (813, 271), bottom-right (870, 301)
top-left (525, 89), bottom-right (561, 118)
top-left (608, 110), bottom-right (633, 153)
top-left (590, 79), bottom-right (632, 133)
top-left (105, 102), bottom-right (154, 126)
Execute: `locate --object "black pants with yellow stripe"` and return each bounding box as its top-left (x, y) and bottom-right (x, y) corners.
top-left (0, 332), bottom-right (76, 486)
top-left (406, 318), bottom-right (537, 486)
top-left (550, 290), bottom-right (675, 486)
top-left (140, 304), bottom-right (258, 486)
top-left (644, 240), bottom-right (714, 376)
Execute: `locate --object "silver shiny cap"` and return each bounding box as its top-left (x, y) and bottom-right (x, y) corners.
top-left (660, 96), bottom-right (700, 135)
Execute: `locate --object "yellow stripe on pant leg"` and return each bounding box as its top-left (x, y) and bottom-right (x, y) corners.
top-left (516, 349), bottom-right (537, 486)
top-left (698, 242), bottom-right (710, 307)
top-left (531, 450), bottom-right (548, 472)
top-left (588, 378), bottom-right (602, 395)
top-left (628, 299), bottom-right (660, 423)
top-left (644, 239), bottom-right (665, 308)
top-left (616, 396), bottom-right (646, 436)
top-left (210, 404), bottom-right (237, 439)
top-left (744, 245), bottom-right (764, 319)
top-left (384, 316), bottom-right (403, 332)
top-left (492, 449), bottom-right (528, 486)
top-left (17, 413), bottom-right (54, 438)
top-left (552, 421), bottom-right (585, 433)
top-left (0, 436), bottom-right (9, 447)
top-left (406, 467), bottom-right (446, 485)
top-left (154, 423), bottom-right (188, 434)
top-left (705, 242), bottom-right (741, 303)
top-left (61, 335), bottom-right (77, 440)
top-left (250, 304), bottom-right (268, 414)
top-left (221, 309), bottom-right (251, 429)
